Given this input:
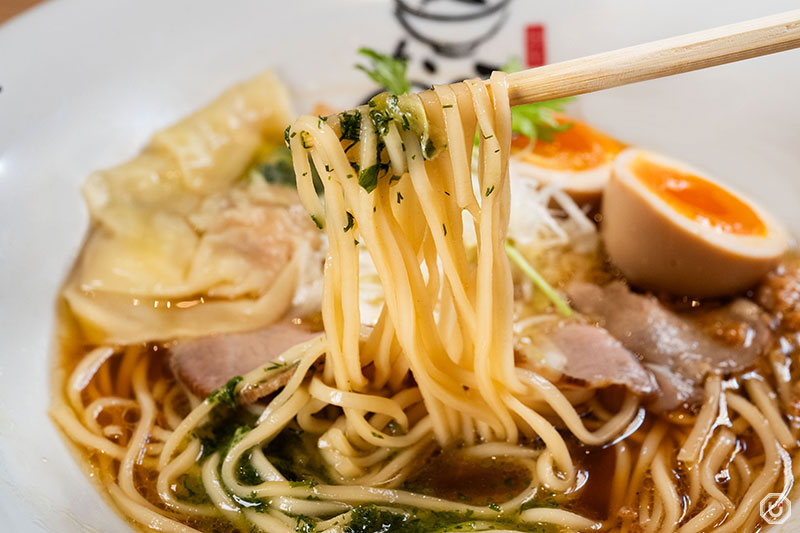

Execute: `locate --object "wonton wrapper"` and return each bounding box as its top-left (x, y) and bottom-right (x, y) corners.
top-left (64, 72), bottom-right (324, 344)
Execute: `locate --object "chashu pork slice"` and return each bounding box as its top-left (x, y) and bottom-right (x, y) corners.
top-left (518, 323), bottom-right (659, 396)
top-left (169, 322), bottom-right (320, 403)
top-left (548, 324), bottom-right (659, 395)
top-left (567, 281), bottom-right (772, 410)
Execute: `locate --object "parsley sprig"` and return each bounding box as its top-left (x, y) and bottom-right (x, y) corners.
top-left (207, 376), bottom-right (243, 408)
top-left (510, 98), bottom-right (573, 143)
top-left (356, 48), bottom-right (411, 96)
top-left (502, 58), bottom-right (575, 144)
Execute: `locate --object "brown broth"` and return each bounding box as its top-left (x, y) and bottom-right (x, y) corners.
top-left (568, 443), bottom-right (617, 521)
top-left (403, 449), bottom-right (533, 505)
top-left (50, 254), bottom-right (800, 532)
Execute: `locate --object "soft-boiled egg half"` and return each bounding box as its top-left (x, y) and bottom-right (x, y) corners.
top-left (602, 148), bottom-right (789, 297)
top-left (509, 116), bottom-right (626, 206)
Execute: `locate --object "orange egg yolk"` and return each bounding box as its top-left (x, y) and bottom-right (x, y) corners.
top-left (631, 155), bottom-right (766, 236)
top-left (511, 117), bottom-right (626, 171)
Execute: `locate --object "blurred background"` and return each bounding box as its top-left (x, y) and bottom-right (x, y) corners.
top-left (1, 0), bottom-right (38, 24)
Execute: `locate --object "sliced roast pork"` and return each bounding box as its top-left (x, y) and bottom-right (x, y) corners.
top-left (567, 281), bottom-right (772, 410)
top-left (169, 322), bottom-right (320, 403)
top-left (646, 364), bottom-right (703, 413)
top-left (545, 324), bottom-right (659, 395)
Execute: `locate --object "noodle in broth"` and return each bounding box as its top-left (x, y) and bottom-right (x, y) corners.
top-left (51, 71), bottom-right (800, 532)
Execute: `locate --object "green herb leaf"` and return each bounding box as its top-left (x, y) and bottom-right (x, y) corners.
top-left (369, 107), bottom-right (393, 136)
top-left (228, 425), bottom-right (251, 449)
top-left (207, 376), bottom-right (242, 408)
top-left (471, 57), bottom-right (576, 147)
top-left (385, 420), bottom-right (407, 436)
top-left (358, 164), bottom-right (379, 193)
top-left (256, 147), bottom-right (295, 188)
top-left (511, 99), bottom-right (574, 143)
top-left (339, 110), bottom-right (362, 142)
top-left (265, 360), bottom-right (292, 372)
top-left (344, 505), bottom-right (483, 533)
top-left (237, 452), bottom-right (262, 485)
top-left (343, 212), bottom-right (355, 232)
top-left (356, 48), bottom-right (411, 95)
top-left (296, 515), bottom-right (317, 533)
top-left (284, 125), bottom-right (292, 146)
top-left (423, 139), bottom-right (436, 160)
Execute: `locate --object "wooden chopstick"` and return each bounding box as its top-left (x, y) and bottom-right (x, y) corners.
top-left (506, 10), bottom-right (800, 106)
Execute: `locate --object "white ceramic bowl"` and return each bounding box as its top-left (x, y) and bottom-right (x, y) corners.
top-left (1, 0), bottom-right (798, 530)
